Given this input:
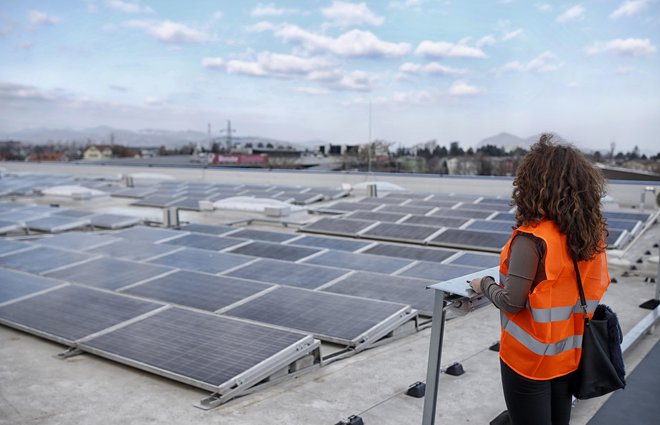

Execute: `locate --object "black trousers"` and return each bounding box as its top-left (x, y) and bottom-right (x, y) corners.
top-left (500, 360), bottom-right (574, 425)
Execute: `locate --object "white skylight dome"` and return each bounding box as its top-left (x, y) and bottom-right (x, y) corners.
top-left (41, 185), bottom-right (108, 199)
top-left (212, 196), bottom-right (305, 213)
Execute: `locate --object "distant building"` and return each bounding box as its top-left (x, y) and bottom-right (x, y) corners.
top-left (83, 145), bottom-right (113, 160)
top-left (318, 144), bottom-right (360, 156)
top-left (26, 152), bottom-right (68, 162)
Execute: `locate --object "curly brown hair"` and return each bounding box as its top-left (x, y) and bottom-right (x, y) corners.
top-left (512, 134), bottom-right (607, 262)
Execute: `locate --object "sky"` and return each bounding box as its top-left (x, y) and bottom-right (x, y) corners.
top-left (1, 0), bottom-right (659, 151)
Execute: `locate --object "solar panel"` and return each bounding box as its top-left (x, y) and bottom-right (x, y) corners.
top-left (226, 258), bottom-right (349, 289)
top-left (46, 257), bottom-right (173, 290)
top-left (111, 187), bottom-right (158, 198)
top-left (162, 233), bottom-right (245, 251)
top-left (401, 215), bottom-right (468, 228)
top-left (465, 220), bottom-right (514, 233)
top-left (148, 248), bottom-right (254, 274)
top-left (358, 197), bottom-right (403, 205)
top-left (0, 239), bottom-right (32, 256)
top-left (384, 192), bottom-right (431, 199)
top-left (490, 212), bottom-right (515, 222)
top-left (286, 235), bottom-right (372, 252)
top-left (404, 200), bottom-right (461, 209)
top-left (51, 209), bottom-right (96, 218)
top-left (167, 197), bottom-right (207, 211)
top-left (477, 197), bottom-right (512, 206)
top-left (227, 241), bottom-right (321, 261)
top-left (0, 285), bottom-right (163, 344)
top-left (322, 202), bottom-right (376, 212)
top-left (398, 262), bottom-right (482, 281)
top-left (0, 220), bottom-right (23, 234)
top-left (122, 270), bottom-right (272, 311)
top-left (428, 193), bottom-right (480, 202)
top-left (606, 218), bottom-right (642, 233)
top-left (323, 271), bottom-right (435, 315)
top-left (361, 222), bottom-right (441, 243)
top-left (0, 210), bottom-right (51, 223)
top-left (25, 216), bottom-right (91, 233)
top-left (362, 243), bottom-right (456, 263)
top-left (131, 195), bottom-right (185, 208)
top-left (449, 252), bottom-right (500, 268)
top-left (35, 232), bottom-right (119, 251)
top-left (604, 211), bottom-right (652, 222)
top-left (89, 214), bottom-right (141, 229)
top-left (88, 240), bottom-right (180, 261)
top-left (456, 203), bottom-right (512, 212)
top-left (606, 229), bottom-right (627, 248)
top-left (79, 307), bottom-right (316, 393)
top-left (430, 208), bottom-right (494, 219)
top-left (223, 286), bottom-right (411, 345)
top-left (0, 246), bottom-right (94, 274)
top-left (113, 226), bottom-right (183, 243)
top-left (377, 205), bottom-right (436, 215)
top-left (179, 223), bottom-right (234, 235)
top-left (302, 250), bottom-right (412, 274)
top-left (428, 229), bottom-right (510, 252)
top-left (0, 269), bottom-right (64, 305)
top-left (346, 210), bottom-right (408, 223)
top-left (227, 228), bottom-right (298, 243)
top-left (300, 217), bottom-right (374, 236)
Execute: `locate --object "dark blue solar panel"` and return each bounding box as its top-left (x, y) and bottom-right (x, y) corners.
top-left (80, 308), bottom-right (308, 388)
top-left (113, 226), bottom-right (183, 243)
top-left (35, 232), bottom-right (119, 251)
top-left (0, 269), bottom-right (63, 304)
top-left (0, 246), bottom-right (94, 274)
top-left (162, 234), bottom-right (245, 251)
top-left (363, 243), bottom-right (456, 263)
top-left (148, 248), bottom-right (254, 274)
top-left (226, 259), bottom-right (349, 289)
top-left (88, 240), bottom-right (179, 261)
top-left (223, 286), bottom-right (409, 344)
top-left (0, 285), bottom-right (163, 343)
top-left (123, 271), bottom-right (272, 311)
top-left (449, 252), bottom-right (500, 268)
top-left (46, 257), bottom-right (173, 290)
top-left (0, 239), bottom-right (31, 256)
top-left (302, 250), bottom-right (412, 274)
top-left (179, 223), bottom-right (234, 235)
top-left (227, 241), bottom-right (321, 261)
top-left (287, 235), bottom-right (372, 252)
top-left (226, 229), bottom-right (298, 243)
top-left (399, 262), bottom-right (482, 281)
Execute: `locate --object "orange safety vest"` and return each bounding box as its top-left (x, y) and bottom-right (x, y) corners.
top-left (499, 220), bottom-right (610, 380)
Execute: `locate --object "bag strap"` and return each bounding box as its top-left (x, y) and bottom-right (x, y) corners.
top-left (573, 258), bottom-right (590, 322)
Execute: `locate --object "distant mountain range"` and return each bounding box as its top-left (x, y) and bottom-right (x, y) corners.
top-left (0, 126), bottom-right (309, 150)
top-left (1, 126), bottom-right (587, 153)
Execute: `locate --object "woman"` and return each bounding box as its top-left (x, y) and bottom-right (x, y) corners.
top-left (469, 134), bottom-right (610, 425)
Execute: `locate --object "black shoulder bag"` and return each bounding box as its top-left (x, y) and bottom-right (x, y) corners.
top-left (572, 259), bottom-right (626, 399)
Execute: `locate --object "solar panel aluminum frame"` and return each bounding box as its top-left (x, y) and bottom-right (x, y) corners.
top-left (76, 310), bottom-right (321, 406)
top-left (350, 304), bottom-right (417, 351)
top-left (607, 229), bottom-right (629, 249)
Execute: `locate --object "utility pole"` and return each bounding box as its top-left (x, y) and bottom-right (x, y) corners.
top-left (368, 100), bottom-right (372, 174)
top-left (220, 120), bottom-right (236, 151)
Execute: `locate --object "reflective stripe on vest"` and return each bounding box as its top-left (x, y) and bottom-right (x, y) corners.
top-left (526, 298), bottom-right (599, 323)
top-left (501, 312), bottom-right (583, 356)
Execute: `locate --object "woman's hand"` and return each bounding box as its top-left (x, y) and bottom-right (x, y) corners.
top-left (469, 277), bottom-right (483, 294)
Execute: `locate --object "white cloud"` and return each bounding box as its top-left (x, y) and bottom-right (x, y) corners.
top-left (274, 25), bottom-right (410, 58)
top-left (202, 57), bottom-right (225, 69)
top-left (556, 5), bottom-right (585, 23)
top-left (336, 70), bottom-right (374, 91)
top-left (615, 66), bottom-right (636, 75)
top-left (222, 52), bottom-right (333, 78)
top-left (476, 35), bottom-right (496, 47)
top-left (566, 81), bottom-right (579, 88)
top-left (245, 21), bottom-right (277, 33)
top-left (585, 38), bottom-right (656, 56)
top-left (251, 3), bottom-right (300, 17)
top-left (322, 1), bottom-right (384, 27)
top-left (106, 0), bottom-right (154, 14)
top-left (0, 81), bottom-right (63, 102)
top-left (501, 28), bottom-right (524, 42)
top-left (124, 20), bottom-right (211, 43)
top-left (448, 81), bottom-right (481, 96)
top-left (536, 3), bottom-right (552, 13)
top-left (415, 40), bottom-right (487, 59)
top-left (28, 10), bottom-right (61, 26)
top-left (400, 62), bottom-right (467, 76)
top-left (500, 51), bottom-right (562, 73)
top-left (610, 0), bottom-right (649, 18)
top-left (145, 96), bottom-right (165, 106)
